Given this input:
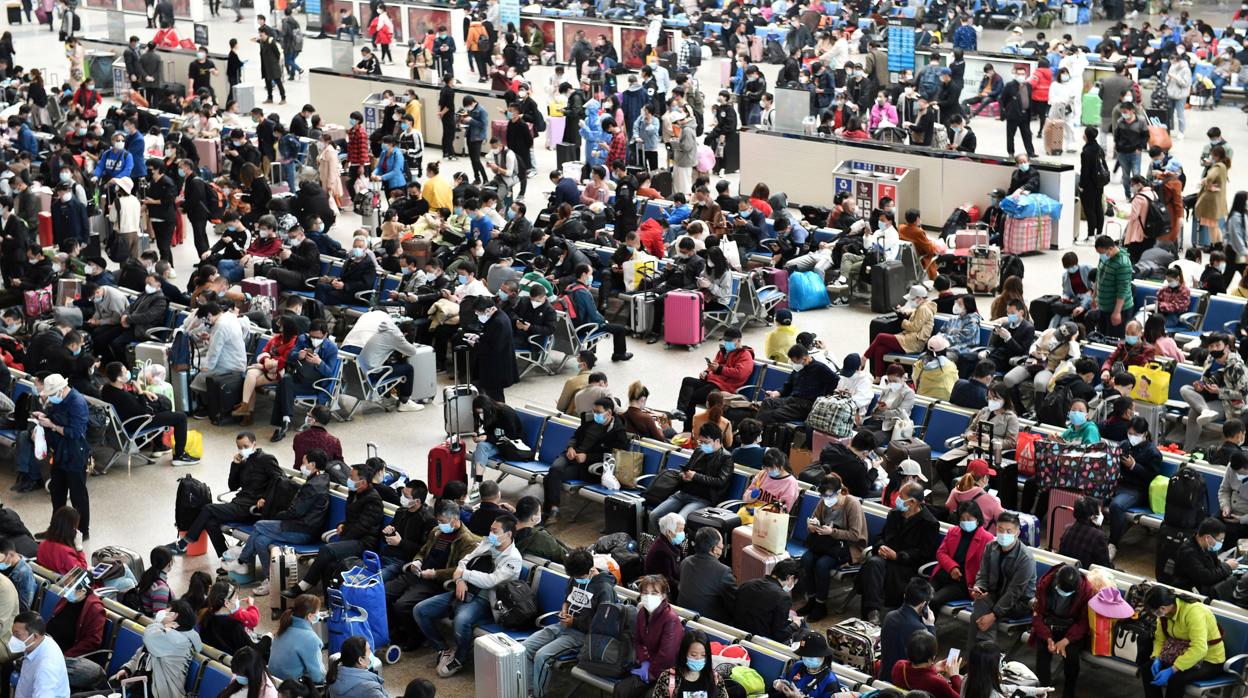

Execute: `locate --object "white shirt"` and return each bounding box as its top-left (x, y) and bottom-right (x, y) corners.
top-left (868, 225), bottom-right (901, 261)
top-left (454, 277), bottom-right (490, 302)
top-left (15, 637), bottom-right (70, 698)
top-left (1174, 259), bottom-right (1203, 289)
top-left (839, 370), bottom-right (874, 413)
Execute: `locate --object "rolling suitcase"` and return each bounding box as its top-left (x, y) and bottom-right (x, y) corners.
top-left (474, 633), bottom-right (527, 698)
top-left (241, 278), bottom-right (280, 318)
top-left (663, 290), bottom-right (704, 348)
top-left (826, 619), bottom-right (882, 674)
top-left (967, 243), bottom-right (1001, 294)
top-left (91, 545), bottom-right (145, 581)
top-left (761, 267), bottom-right (788, 312)
top-left (870, 260), bottom-right (907, 313)
top-left (736, 543), bottom-right (790, 582)
top-left (628, 292), bottom-right (655, 336)
top-left (1043, 118), bottom-right (1064, 155)
top-left (1062, 2), bottom-right (1078, 23)
top-left (193, 137), bottom-right (219, 173)
top-left (205, 373), bottom-right (244, 425)
top-left (427, 441), bottom-right (467, 497)
top-left (171, 368), bottom-right (190, 413)
top-left (604, 493), bottom-right (645, 539)
top-left (686, 507), bottom-right (742, 562)
top-left (37, 211), bottom-right (51, 246)
top-left (135, 341), bottom-right (169, 378)
top-left (1029, 294), bottom-right (1061, 332)
top-left (882, 439), bottom-right (932, 480)
top-left (268, 544), bottom-right (300, 620)
top-left (1013, 510), bottom-right (1040, 546)
top-left (1045, 488), bottom-right (1080, 551)
top-left (234, 83), bottom-right (256, 113)
top-left (407, 344), bottom-right (437, 403)
top-left (868, 313), bottom-right (904, 337)
top-left (56, 278), bottom-right (82, 306)
top-left (556, 142), bottom-right (579, 168)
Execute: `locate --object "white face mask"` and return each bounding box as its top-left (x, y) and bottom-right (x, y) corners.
top-left (987, 398), bottom-right (1004, 411)
top-left (530, 299), bottom-right (544, 309)
top-left (399, 494), bottom-right (415, 508)
top-left (1093, 512), bottom-right (1105, 526)
top-left (639, 593), bottom-right (663, 613)
top-left (1127, 433), bottom-right (1145, 446)
top-left (953, 304), bottom-right (966, 316)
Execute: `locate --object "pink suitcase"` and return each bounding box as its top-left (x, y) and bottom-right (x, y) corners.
top-left (748, 35), bottom-right (764, 62)
top-left (761, 267), bottom-right (788, 311)
top-left (491, 119), bottom-right (509, 147)
top-left (194, 138), bottom-right (219, 173)
top-left (731, 526), bottom-right (790, 581)
top-left (663, 290), bottom-right (704, 348)
top-left (1045, 488), bottom-right (1081, 551)
top-left (241, 278), bottom-right (280, 317)
top-left (1001, 216), bottom-right (1053, 255)
top-left (545, 115), bottom-right (566, 149)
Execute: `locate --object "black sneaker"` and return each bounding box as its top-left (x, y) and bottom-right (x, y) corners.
top-left (166, 539), bottom-right (189, 556)
top-left (172, 453), bottom-right (200, 467)
top-left (271, 426), bottom-right (289, 443)
top-left (612, 352), bottom-right (633, 361)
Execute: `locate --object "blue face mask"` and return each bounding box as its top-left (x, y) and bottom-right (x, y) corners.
top-left (438, 522), bottom-right (454, 534)
top-left (686, 657), bottom-right (707, 672)
top-left (723, 341), bottom-right (736, 353)
top-left (700, 443), bottom-right (714, 454)
top-left (1211, 538), bottom-right (1224, 553)
top-left (997, 532), bottom-right (1017, 548)
top-left (457, 274), bottom-right (469, 285)
top-left (235, 676), bottom-right (249, 686)
top-left (1069, 410), bottom-right (1087, 426)
top-left (671, 531), bottom-right (685, 546)
top-left (0, 562), bottom-right (10, 571)
top-left (960, 520), bottom-right (978, 532)
top-left (1055, 586), bottom-right (1075, 597)
top-left (47, 394), bottom-right (63, 405)
top-left (802, 657), bottom-right (824, 670)
top-left (1019, 163), bottom-right (1030, 172)
top-left (1007, 313), bottom-right (1019, 325)
top-left (894, 497), bottom-right (909, 512)
top-left (575, 576), bottom-right (591, 584)
top-left (497, 289), bottom-right (509, 301)
top-left (488, 532), bottom-right (501, 547)
top-left (348, 118), bottom-right (358, 126)
top-left (1099, 252), bottom-right (1109, 263)
top-left (347, 478), bottom-right (359, 491)
top-left (71, 347), bottom-right (81, 356)
top-left (1125, 335), bottom-right (1139, 346)
top-left (593, 412), bottom-right (607, 425)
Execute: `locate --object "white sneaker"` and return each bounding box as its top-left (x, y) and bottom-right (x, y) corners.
top-left (227, 560), bottom-right (252, 576)
top-left (398, 400), bottom-right (425, 412)
top-left (435, 649), bottom-right (455, 671)
top-left (252, 580), bottom-right (270, 596)
top-left (468, 480), bottom-right (481, 502)
top-left (1108, 543), bottom-right (1118, 561)
top-left (1198, 409), bottom-right (1220, 425)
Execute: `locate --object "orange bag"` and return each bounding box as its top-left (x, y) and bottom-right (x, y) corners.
top-left (1017, 430), bottom-right (1044, 476)
top-left (1090, 608), bottom-right (1116, 657)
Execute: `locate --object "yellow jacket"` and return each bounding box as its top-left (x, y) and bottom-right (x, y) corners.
top-left (404, 99), bottom-right (423, 133)
top-left (897, 299), bottom-right (936, 353)
top-left (912, 358), bottom-right (959, 401)
top-left (765, 324), bottom-right (800, 364)
top-left (423, 175), bottom-right (454, 211)
top-left (1153, 599), bottom-right (1225, 671)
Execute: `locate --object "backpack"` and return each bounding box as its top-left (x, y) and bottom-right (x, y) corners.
top-left (941, 207), bottom-right (970, 240)
top-left (173, 474), bottom-right (212, 531)
top-left (999, 254), bottom-right (1024, 290)
top-left (1163, 466), bottom-right (1209, 531)
top-left (203, 182), bottom-right (226, 221)
top-left (324, 459), bottom-right (351, 486)
top-left (493, 579), bottom-right (537, 629)
top-left (1141, 190), bottom-right (1170, 239)
top-left (1036, 383), bottom-right (1073, 428)
top-left (577, 602), bottom-right (636, 678)
top-left (763, 39), bottom-right (786, 63)
top-left (686, 39), bottom-right (703, 68)
top-left (807, 394), bottom-right (856, 438)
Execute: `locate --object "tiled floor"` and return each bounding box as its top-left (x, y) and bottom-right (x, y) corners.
top-left (1, 2), bottom-right (1244, 694)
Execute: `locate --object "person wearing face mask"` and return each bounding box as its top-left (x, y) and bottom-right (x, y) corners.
top-left (930, 499), bottom-right (995, 620)
top-left (42, 569), bottom-right (108, 691)
top-left (857, 481), bottom-right (940, 625)
top-left (1054, 495), bottom-right (1111, 571)
top-left (1140, 584), bottom-right (1226, 698)
top-left (1057, 399), bottom-right (1100, 445)
top-left (270, 322), bottom-right (341, 442)
top-left (523, 547), bottom-right (617, 696)
top-left (100, 272), bottom-right (169, 363)
top-left (1028, 563), bottom-right (1094, 698)
top-left (798, 474), bottom-right (867, 622)
top-left (228, 447), bottom-right (331, 597)
top-left (9, 611), bottom-right (70, 698)
top-left (946, 458), bottom-right (1006, 531)
top-left (673, 328), bottom-right (755, 425)
top-left (639, 510), bottom-right (687, 591)
top-left (1201, 249), bottom-right (1231, 295)
top-left (1008, 154), bottom-right (1041, 196)
top-left (864, 363), bottom-right (915, 445)
top-left (414, 514), bottom-right (522, 678)
top-left (1172, 517), bottom-right (1240, 600)
top-left (327, 635), bottom-right (386, 698)
top-left (611, 575), bottom-right (683, 698)
top-left (268, 594), bottom-right (327, 683)
top-left (730, 557), bottom-right (802, 643)
top-left (1216, 450), bottom-right (1248, 553)
top-left (999, 66), bottom-right (1036, 159)
top-left (1099, 320), bottom-right (1155, 385)
top-left (92, 134), bottom-right (134, 187)
top-left (511, 495), bottom-right (563, 564)
top-left (979, 299), bottom-right (1036, 374)
top-left (315, 238), bottom-right (378, 308)
top-left (967, 511), bottom-right (1036, 647)
top-left (647, 422), bottom-right (734, 534)
top-left (647, 629), bottom-right (726, 698)
top-left (1208, 419), bottom-right (1247, 468)
top-left (742, 447), bottom-right (801, 514)
top-left (913, 334), bottom-right (959, 401)
top-left (284, 459), bottom-right (385, 600)
top-left (1181, 332), bottom-right (1248, 450)
top-left (196, 579), bottom-right (269, 656)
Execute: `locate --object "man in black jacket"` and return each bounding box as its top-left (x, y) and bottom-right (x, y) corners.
top-left (856, 481), bottom-right (941, 623)
top-left (647, 422), bottom-right (734, 531)
top-left (0, 244), bottom-right (53, 309)
top-left (169, 432), bottom-right (283, 556)
top-left (315, 237), bottom-right (377, 306)
top-left (285, 458), bottom-right (386, 596)
top-left (678, 527), bottom-right (737, 622)
top-left (294, 180), bottom-right (337, 232)
top-left (510, 283), bottom-right (557, 350)
top-left (758, 344), bottom-right (840, 425)
top-left (381, 480), bottom-right (436, 573)
top-left (225, 129), bottom-right (262, 183)
top-left (1000, 65), bottom-right (1035, 159)
top-left (733, 558), bottom-right (802, 642)
top-left (644, 237), bottom-right (706, 344)
top-left (820, 430), bottom-right (877, 498)
top-left (543, 397), bottom-right (630, 522)
top-left (267, 224), bottom-right (321, 291)
top-left (142, 162), bottom-right (179, 263)
top-left (228, 448), bottom-right (331, 596)
top-left (983, 300), bottom-right (1035, 373)
top-left (179, 159), bottom-right (213, 258)
top-left (1173, 517), bottom-right (1238, 599)
top-left (103, 273), bottom-right (169, 363)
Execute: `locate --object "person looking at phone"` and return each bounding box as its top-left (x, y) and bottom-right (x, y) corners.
top-left (771, 631), bottom-right (842, 698)
top-left (967, 512), bottom-right (1037, 648)
top-left (879, 577), bottom-right (937, 681)
top-left (522, 548), bottom-right (616, 697)
top-left (1142, 585), bottom-right (1225, 698)
top-left (891, 630), bottom-right (962, 698)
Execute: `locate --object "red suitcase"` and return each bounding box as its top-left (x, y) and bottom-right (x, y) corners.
top-left (1045, 488), bottom-right (1081, 552)
top-left (491, 119), bottom-right (509, 147)
top-left (241, 278), bottom-right (279, 317)
top-left (762, 267), bottom-right (788, 311)
top-left (427, 441), bottom-right (467, 497)
top-left (730, 526), bottom-right (790, 581)
top-left (37, 211), bottom-right (51, 246)
top-left (663, 290), bottom-right (704, 348)
top-left (194, 137), bottom-right (219, 173)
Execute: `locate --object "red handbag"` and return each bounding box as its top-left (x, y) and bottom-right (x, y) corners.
top-left (1017, 430), bottom-right (1044, 477)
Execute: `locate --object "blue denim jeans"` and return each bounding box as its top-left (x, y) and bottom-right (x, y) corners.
top-left (524, 625), bottom-right (585, 696)
top-left (218, 258), bottom-right (245, 283)
top-left (284, 52), bottom-right (301, 80)
top-left (281, 161), bottom-right (297, 191)
top-left (1213, 74), bottom-right (1228, 105)
top-left (1171, 98), bottom-right (1186, 135)
top-left (414, 590), bottom-right (493, 663)
top-left (647, 491), bottom-right (710, 534)
top-left (239, 520), bottom-right (317, 579)
top-left (1108, 487), bottom-right (1146, 545)
top-left (1117, 151), bottom-right (1141, 200)
top-left (472, 441), bottom-right (498, 479)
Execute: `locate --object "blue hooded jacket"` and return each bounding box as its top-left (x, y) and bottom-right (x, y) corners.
top-left (328, 667), bottom-right (387, 698)
top-left (580, 100), bottom-right (607, 167)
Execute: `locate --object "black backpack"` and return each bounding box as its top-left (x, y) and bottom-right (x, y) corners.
top-left (494, 579), bottom-right (537, 629)
top-left (1163, 466), bottom-right (1209, 531)
top-left (174, 475), bottom-right (212, 531)
top-left (941, 207), bottom-right (970, 240)
top-left (1141, 191), bottom-right (1170, 239)
top-left (577, 602), bottom-right (635, 678)
top-left (764, 39), bottom-right (786, 63)
top-left (998, 254), bottom-right (1024, 290)
top-left (1036, 384), bottom-right (1073, 428)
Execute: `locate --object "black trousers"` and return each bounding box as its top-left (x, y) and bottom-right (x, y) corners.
top-left (467, 139), bottom-right (487, 183)
top-left (384, 574), bottom-right (440, 643)
top-left (150, 411), bottom-right (187, 455)
top-left (1082, 187), bottom-right (1105, 239)
top-left (189, 216), bottom-right (209, 258)
top-left (50, 467), bottom-right (89, 536)
top-left (151, 219), bottom-right (175, 263)
top-left (267, 267), bottom-right (312, 292)
top-left (757, 396), bottom-right (812, 426)
top-left (303, 539), bottom-right (366, 587)
top-left (441, 114), bottom-right (456, 156)
top-left (185, 501), bottom-right (255, 555)
top-left (1035, 634), bottom-right (1083, 698)
top-left (264, 76), bottom-right (286, 101)
top-left (929, 572), bottom-right (970, 614)
top-left (855, 554), bottom-right (917, 616)
top-left (1005, 116), bottom-right (1036, 158)
top-left (543, 455), bottom-right (596, 510)
top-left (270, 375), bottom-right (317, 426)
top-left (676, 377), bottom-right (719, 421)
top-left (612, 675), bottom-right (653, 698)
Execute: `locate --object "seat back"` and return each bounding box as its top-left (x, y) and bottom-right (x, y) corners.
top-left (537, 420), bottom-right (579, 465)
top-left (788, 491), bottom-right (821, 545)
top-left (38, 585), bottom-right (64, 620)
top-left (664, 450), bottom-right (691, 471)
top-left (326, 493), bottom-right (350, 529)
top-left (637, 443), bottom-right (668, 478)
top-left (759, 365), bottom-right (792, 395)
top-left (533, 567), bottom-right (571, 615)
top-left (1170, 364), bottom-right (1205, 401)
top-left (738, 362), bottom-right (768, 402)
top-left (108, 619), bottom-right (147, 676)
top-left (1202, 296), bottom-right (1246, 333)
top-left (185, 655), bottom-right (205, 694)
top-left (742, 641), bottom-right (792, 683)
top-left (198, 660), bottom-right (234, 698)
top-left (515, 409), bottom-right (548, 451)
top-left (921, 405), bottom-right (975, 454)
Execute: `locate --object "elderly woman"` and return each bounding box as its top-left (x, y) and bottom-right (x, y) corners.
top-left (643, 512), bottom-right (685, 598)
top-left (913, 335), bottom-right (960, 401)
top-left (1002, 321), bottom-right (1081, 411)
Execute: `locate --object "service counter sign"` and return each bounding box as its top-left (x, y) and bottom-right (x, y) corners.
top-left (500, 0), bottom-right (520, 33)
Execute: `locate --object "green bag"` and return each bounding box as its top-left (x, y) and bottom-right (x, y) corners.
top-left (1149, 475), bottom-right (1170, 514)
top-left (729, 666), bottom-right (766, 697)
top-left (1081, 93), bottom-right (1102, 127)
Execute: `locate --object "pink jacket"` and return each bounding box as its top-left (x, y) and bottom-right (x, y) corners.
top-left (870, 102), bottom-right (899, 130)
top-left (945, 485), bottom-right (1005, 532)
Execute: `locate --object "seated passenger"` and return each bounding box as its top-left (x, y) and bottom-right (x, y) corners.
top-left (1142, 585), bottom-right (1226, 698)
top-left (523, 548), bottom-right (617, 697)
top-left (930, 500), bottom-right (994, 615)
top-left (646, 422), bottom-right (734, 531)
top-left (891, 630), bottom-right (962, 698)
top-left (543, 397), bottom-right (631, 524)
top-left (283, 459), bottom-right (385, 595)
top-left (1031, 563), bottom-right (1093, 698)
top-left (856, 481), bottom-right (940, 624)
top-left (1058, 496), bottom-right (1112, 571)
top-left (168, 432), bottom-right (282, 557)
top-left (967, 512), bottom-right (1037, 648)
top-left (678, 528), bottom-right (737, 623)
top-left (611, 574), bottom-right (683, 698)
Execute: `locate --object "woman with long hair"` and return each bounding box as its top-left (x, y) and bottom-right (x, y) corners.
top-left (269, 594), bottom-right (326, 682)
top-left (182, 570), bottom-right (213, 613)
top-left (220, 646), bottom-right (278, 698)
top-left (232, 315), bottom-right (300, 424)
top-left (469, 393), bottom-right (522, 483)
top-left (317, 133), bottom-right (345, 209)
top-left (963, 640), bottom-right (1053, 698)
top-left (198, 579), bottom-right (264, 655)
top-left (135, 546), bottom-right (174, 616)
top-left (1079, 126), bottom-right (1108, 242)
top-left (1195, 145), bottom-right (1230, 246)
top-left (742, 447), bottom-right (800, 512)
top-left (328, 635), bottom-right (387, 698)
top-left (989, 275), bottom-right (1025, 320)
top-left (702, 247), bottom-right (733, 309)
top-left (36, 506), bottom-right (86, 575)
top-left (689, 390), bottom-right (733, 448)
top-left (646, 629), bottom-right (727, 698)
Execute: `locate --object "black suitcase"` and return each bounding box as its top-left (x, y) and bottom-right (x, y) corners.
top-left (1029, 294), bottom-right (1061, 332)
top-left (762, 423), bottom-right (795, 451)
top-left (883, 438), bottom-right (933, 481)
top-left (6, 5), bottom-right (19, 24)
top-left (91, 546), bottom-right (146, 581)
top-left (204, 373), bottom-right (243, 426)
top-left (651, 170), bottom-right (673, 199)
top-left (604, 493), bottom-right (644, 540)
top-left (685, 507), bottom-right (742, 562)
top-left (871, 260), bottom-right (907, 313)
top-left (556, 142), bottom-right (578, 168)
top-left (869, 313), bottom-right (904, 337)
top-left (1156, 524), bottom-right (1189, 585)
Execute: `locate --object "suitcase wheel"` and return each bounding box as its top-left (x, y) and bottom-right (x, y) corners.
top-left (383, 645), bottom-right (402, 664)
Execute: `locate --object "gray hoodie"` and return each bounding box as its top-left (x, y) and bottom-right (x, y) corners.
top-left (126, 623), bottom-right (203, 698)
top-left (329, 666), bottom-right (388, 698)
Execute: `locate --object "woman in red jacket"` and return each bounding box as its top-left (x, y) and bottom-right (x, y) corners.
top-left (929, 500), bottom-right (993, 614)
top-left (613, 575), bottom-right (684, 698)
top-left (891, 630), bottom-right (963, 698)
top-left (50, 579), bottom-right (108, 690)
top-left (231, 315), bottom-right (300, 425)
top-left (1031, 563), bottom-right (1094, 698)
top-left (36, 506), bottom-right (87, 575)
top-left (1029, 58), bottom-right (1054, 126)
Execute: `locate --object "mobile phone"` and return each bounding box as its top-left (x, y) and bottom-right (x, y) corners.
top-left (90, 562), bottom-right (112, 579)
top-left (946, 648), bottom-right (961, 665)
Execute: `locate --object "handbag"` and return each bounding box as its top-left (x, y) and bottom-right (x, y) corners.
top-left (1016, 430), bottom-right (1045, 477)
top-left (1129, 362), bottom-right (1171, 405)
top-left (750, 503), bottom-right (789, 555)
top-left (612, 448), bottom-right (643, 489)
top-left (642, 469), bottom-right (683, 509)
top-left (892, 417), bottom-right (915, 440)
top-left (1158, 637), bottom-right (1191, 665)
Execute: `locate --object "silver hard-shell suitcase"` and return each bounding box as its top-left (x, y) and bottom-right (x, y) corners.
top-left (474, 632), bottom-right (527, 698)
top-left (444, 350), bottom-right (477, 437)
top-left (408, 344), bottom-right (437, 403)
top-left (269, 544), bottom-right (300, 620)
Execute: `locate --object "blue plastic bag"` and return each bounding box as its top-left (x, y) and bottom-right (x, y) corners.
top-left (1000, 193), bottom-right (1063, 221)
top-left (788, 270), bottom-right (831, 311)
top-left (337, 551), bottom-right (390, 650)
